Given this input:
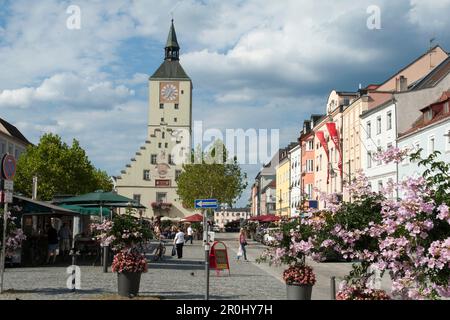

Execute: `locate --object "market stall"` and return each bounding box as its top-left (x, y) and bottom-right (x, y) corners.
top-left (11, 195), bottom-right (80, 266)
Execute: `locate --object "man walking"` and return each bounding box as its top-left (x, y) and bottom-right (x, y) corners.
top-left (187, 224), bottom-right (193, 244)
top-left (173, 228), bottom-right (185, 259)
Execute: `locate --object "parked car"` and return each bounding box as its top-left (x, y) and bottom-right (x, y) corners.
top-left (212, 225), bottom-right (221, 232)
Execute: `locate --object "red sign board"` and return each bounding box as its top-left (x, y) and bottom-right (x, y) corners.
top-left (1, 154), bottom-right (16, 180)
top-left (209, 241), bottom-right (230, 274)
top-left (155, 179), bottom-right (171, 187)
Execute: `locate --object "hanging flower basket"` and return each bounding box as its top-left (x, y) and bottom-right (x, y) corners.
top-left (151, 202), bottom-right (172, 211)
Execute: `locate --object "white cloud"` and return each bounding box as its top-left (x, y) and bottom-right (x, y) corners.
top-left (2, 0), bottom-right (450, 208)
top-left (0, 73), bottom-right (135, 108)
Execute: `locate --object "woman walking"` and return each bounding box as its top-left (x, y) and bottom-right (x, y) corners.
top-left (237, 228), bottom-right (248, 261)
top-left (173, 228), bottom-right (185, 259)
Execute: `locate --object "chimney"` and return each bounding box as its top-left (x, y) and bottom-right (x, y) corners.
top-left (396, 76), bottom-right (408, 92)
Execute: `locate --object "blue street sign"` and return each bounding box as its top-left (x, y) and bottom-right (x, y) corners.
top-left (195, 199), bottom-right (218, 209)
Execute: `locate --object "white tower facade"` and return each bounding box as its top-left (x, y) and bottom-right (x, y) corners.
top-left (116, 20), bottom-right (193, 218)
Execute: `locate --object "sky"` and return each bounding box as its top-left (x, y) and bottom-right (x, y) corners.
top-left (1, 0), bottom-right (450, 207)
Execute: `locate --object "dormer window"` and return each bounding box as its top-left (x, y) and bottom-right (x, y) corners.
top-left (445, 102), bottom-right (449, 113)
top-left (425, 109), bottom-right (433, 121)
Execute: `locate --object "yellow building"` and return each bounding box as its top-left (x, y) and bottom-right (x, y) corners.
top-left (275, 145), bottom-right (292, 218)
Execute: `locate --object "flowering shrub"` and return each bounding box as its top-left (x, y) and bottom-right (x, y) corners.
top-left (111, 248), bottom-right (148, 273)
top-left (372, 146), bottom-right (409, 164)
top-left (258, 148), bottom-right (450, 299)
top-left (0, 210), bottom-right (26, 257)
top-left (283, 265), bottom-right (316, 286)
top-left (91, 210), bottom-right (152, 251)
top-left (336, 284), bottom-right (390, 300)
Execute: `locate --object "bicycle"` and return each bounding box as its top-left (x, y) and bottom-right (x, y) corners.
top-left (153, 240), bottom-right (166, 261)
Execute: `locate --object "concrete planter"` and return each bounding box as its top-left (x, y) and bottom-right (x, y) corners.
top-left (286, 284), bottom-right (313, 300)
top-left (117, 272), bottom-right (142, 297)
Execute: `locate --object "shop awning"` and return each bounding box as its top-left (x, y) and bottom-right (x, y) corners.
top-left (180, 213), bottom-right (203, 222)
top-left (57, 191), bottom-right (145, 208)
top-left (13, 195), bottom-right (80, 216)
top-left (58, 204), bottom-right (110, 216)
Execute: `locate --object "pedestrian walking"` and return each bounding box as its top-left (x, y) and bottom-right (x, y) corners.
top-left (46, 224), bottom-right (59, 264)
top-left (237, 228), bottom-right (248, 261)
top-left (173, 228), bottom-right (185, 259)
top-left (58, 223), bottom-right (72, 258)
top-left (187, 224), bottom-right (194, 244)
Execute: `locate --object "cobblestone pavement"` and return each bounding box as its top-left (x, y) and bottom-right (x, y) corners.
top-left (0, 235), bottom-right (285, 300)
top-left (217, 233), bottom-right (393, 300)
top-left (0, 233), bottom-right (392, 300)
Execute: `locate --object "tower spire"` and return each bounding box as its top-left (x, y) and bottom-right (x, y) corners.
top-left (165, 19), bottom-right (180, 61)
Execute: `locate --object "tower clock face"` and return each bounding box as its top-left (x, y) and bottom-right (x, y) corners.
top-left (160, 82), bottom-right (179, 103)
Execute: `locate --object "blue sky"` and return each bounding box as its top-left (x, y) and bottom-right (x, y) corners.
top-left (1, 0), bottom-right (450, 207)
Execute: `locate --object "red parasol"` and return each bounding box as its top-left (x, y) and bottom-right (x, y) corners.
top-left (181, 213), bottom-right (204, 223)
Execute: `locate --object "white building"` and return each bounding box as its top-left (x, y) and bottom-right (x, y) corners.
top-left (116, 21), bottom-right (193, 218)
top-left (360, 99), bottom-right (397, 195)
top-left (398, 91), bottom-right (450, 182)
top-left (0, 118), bottom-right (30, 159)
top-left (289, 143), bottom-right (301, 217)
top-left (214, 208), bottom-right (251, 229)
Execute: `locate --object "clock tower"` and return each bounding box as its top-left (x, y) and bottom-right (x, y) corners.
top-left (116, 20), bottom-right (193, 218)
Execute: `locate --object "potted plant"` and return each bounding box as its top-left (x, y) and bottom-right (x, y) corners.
top-left (284, 264), bottom-right (316, 300)
top-left (112, 248), bottom-right (148, 297)
top-left (91, 210), bottom-right (152, 297)
top-left (257, 219), bottom-right (318, 300)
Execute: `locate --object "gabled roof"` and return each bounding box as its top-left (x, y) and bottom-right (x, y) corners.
top-left (410, 56), bottom-right (450, 90)
top-left (0, 118), bottom-right (31, 145)
top-left (399, 91), bottom-right (450, 138)
top-left (377, 45), bottom-right (448, 90)
top-left (150, 60), bottom-right (190, 80)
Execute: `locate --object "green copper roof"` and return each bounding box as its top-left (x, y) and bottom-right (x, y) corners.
top-left (150, 60), bottom-right (190, 80)
top-left (166, 20), bottom-right (179, 49)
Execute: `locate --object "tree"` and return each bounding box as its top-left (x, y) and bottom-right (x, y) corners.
top-left (15, 133), bottom-right (112, 200)
top-left (176, 140), bottom-right (247, 209)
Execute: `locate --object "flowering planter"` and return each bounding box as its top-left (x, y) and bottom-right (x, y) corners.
top-left (286, 284), bottom-right (313, 300)
top-left (117, 272), bottom-right (142, 297)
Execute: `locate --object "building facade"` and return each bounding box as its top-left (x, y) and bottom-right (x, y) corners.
top-left (289, 143), bottom-right (301, 217)
top-left (314, 91), bottom-right (357, 208)
top-left (251, 151), bottom-right (278, 216)
top-left (116, 21), bottom-right (193, 218)
top-left (299, 116), bottom-right (322, 207)
top-left (214, 208), bottom-right (251, 229)
top-left (275, 146), bottom-right (292, 217)
top-left (398, 91), bottom-right (450, 183)
top-left (360, 100), bottom-right (397, 195)
top-left (0, 118), bottom-right (31, 160)
top-left (261, 180), bottom-right (276, 215)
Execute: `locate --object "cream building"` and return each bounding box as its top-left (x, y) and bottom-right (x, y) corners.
top-left (314, 91), bottom-right (358, 208)
top-left (342, 46), bottom-right (448, 201)
top-left (0, 118), bottom-right (30, 159)
top-left (116, 21), bottom-right (193, 218)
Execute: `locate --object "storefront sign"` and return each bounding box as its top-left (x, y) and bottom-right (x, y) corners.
top-left (155, 179), bottom-right (171, 187)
